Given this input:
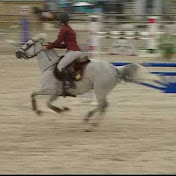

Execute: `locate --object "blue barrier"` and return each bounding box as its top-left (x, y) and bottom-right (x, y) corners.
top-left (111, 62), bottom-right (176, 93)
top-left (111, 62), bottom-right (176, 67)
top-left (151, 72), bottom-right (176, 76)
top-left (140, 82), bottom-right (176, 93)
top-left (111, 62), bottom-right (176, 76)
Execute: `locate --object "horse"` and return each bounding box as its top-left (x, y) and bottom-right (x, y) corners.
top-left (15, 34), bottom-right (160, 130)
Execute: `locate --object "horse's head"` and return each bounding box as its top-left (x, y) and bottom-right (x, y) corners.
top-left (15, 33), bottom-right (47, 60)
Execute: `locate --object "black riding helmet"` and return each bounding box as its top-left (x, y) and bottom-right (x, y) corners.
top-left (59, 13), bottom-right (70, 24)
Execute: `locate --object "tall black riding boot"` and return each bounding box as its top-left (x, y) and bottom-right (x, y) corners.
top-left (61, 68), bottom-right (76, 90)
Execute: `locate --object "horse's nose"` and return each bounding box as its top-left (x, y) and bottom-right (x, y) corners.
top-left (15, 50), bottom-right (22, 59)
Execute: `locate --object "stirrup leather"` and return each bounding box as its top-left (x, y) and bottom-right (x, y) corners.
top-left (61, 68), bottom-right (76, 90)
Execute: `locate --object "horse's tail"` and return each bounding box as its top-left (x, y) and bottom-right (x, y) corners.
top-left (117, 63), bottom-right (161, 83)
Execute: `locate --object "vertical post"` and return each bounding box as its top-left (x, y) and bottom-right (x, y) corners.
top-left (87, 15), bottom-right (102, 59)
top-left (147, 16), bottom-right (159, 53)
top-left (19, 5), bottom-right (31, 45)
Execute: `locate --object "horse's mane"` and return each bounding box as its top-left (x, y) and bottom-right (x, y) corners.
top-left (21, 33), bottom-right (47, 50)
top-left (32, 33), bottom-right (47, 42)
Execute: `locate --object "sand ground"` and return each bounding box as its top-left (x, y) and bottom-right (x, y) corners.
top-left (0, 49), bottom-right (176, 174)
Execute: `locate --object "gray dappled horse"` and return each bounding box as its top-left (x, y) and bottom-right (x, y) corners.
top-left (15, 34), bottom-right (160, 129)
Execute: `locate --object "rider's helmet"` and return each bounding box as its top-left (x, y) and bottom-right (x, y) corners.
top-left (59, 13), bottom-right (70, 25)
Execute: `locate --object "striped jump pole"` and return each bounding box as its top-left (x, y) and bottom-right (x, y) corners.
top-left (97, 31), bottom-right (138, 56)
top-left (96, 30), bottom-right (173, 57)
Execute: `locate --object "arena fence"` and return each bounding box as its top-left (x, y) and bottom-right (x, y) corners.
top-left (96, 30), bottom-right (176, 56)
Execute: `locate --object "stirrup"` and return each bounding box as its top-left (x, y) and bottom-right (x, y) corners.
top-left (64, 81), bottom-right (75, 90)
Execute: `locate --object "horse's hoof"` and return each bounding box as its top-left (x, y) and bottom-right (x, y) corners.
top-left (63, 106), bottom-right (70, 111)
top-left (51, 107), bottom-right (63, 113)
top-left (91, 122), bottom-right (99, 127)
top-left (83, 117), bottom-right (89, 123)
top-left (36, 110), bottom-right (43, 116)
top-left (84, 129), bottom-right (93, 132)
top-left (55, 109), bottom-right (63, 113)
top-left (86, 111), bottom-right (93, 118)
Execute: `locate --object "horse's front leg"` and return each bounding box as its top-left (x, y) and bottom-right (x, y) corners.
top-left (31, 90), bottom-right (64, 115)
top-left (47, 93), bottom-right (71, 113)
top-left (47, 94), bottom-right (63, 113)
top-left (31, 90), bottom-right (48, 115)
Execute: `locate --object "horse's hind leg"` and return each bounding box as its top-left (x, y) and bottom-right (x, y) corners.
top-left (47, 94), bottom-right (63, 113)
top-left (84, 91), bottom-right (108, 128)
top-left (84, 98), bottom-right (108, 132)
top-left (91, 97), bottom-right (108, 127)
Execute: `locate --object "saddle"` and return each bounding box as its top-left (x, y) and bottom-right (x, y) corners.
top-left (53, 55), bottom-right (90, 82)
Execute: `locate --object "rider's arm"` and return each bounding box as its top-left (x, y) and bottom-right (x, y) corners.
top-left (46, 26), bottom-right (66, 50)
top-left (47, 42), bottom-right (66, 49)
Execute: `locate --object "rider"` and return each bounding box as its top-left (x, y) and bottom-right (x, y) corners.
top-left (42, 13), bottom-right (82, 90)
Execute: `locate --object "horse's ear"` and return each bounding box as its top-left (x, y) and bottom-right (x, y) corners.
top-left (37, 33), bottom-right (47, 39)
top-left (32, 33), bottom-right (47, 41)
top-left (32, 36), bottom-right (39, 41)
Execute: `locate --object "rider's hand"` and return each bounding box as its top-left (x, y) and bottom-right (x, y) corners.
top-left (42, 46), bottom-right (47, 50)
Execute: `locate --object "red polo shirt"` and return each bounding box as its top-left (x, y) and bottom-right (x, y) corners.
top-left (46, 24), bottom-right (80, 51)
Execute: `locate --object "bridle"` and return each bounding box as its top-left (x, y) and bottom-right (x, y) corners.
top-left (16, 38), bottom-right (60, 62)
top-left (17, 40), bottom-right (43, 60)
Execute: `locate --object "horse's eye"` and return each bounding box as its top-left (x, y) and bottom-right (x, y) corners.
top-left (26, 43), bottom-right (31, 48)
top-left (21, 45), bottom-right (27, 50)
top-left (19, 49), bottom-right (24, 53)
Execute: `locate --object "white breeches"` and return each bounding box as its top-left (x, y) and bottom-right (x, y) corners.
top-left (57, 50), bottom-right (82, 71)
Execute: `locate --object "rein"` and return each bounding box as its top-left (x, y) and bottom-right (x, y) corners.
top-left (17, 39), bottom-right (63, 72)
top-left (18, 42), bottom-right (41, 59)
top-left (19, 40), bottom-right (59, 62)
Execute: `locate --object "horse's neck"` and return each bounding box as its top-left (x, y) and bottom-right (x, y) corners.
top-left (35, 42), bottom-right (60, 72)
